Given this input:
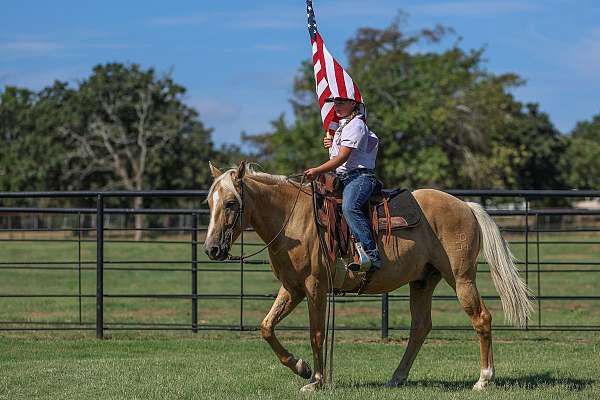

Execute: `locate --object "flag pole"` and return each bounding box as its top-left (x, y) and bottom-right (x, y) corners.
top-left (307, 0), bottom-right (333, 140)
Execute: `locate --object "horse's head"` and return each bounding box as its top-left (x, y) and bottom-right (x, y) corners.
top-left (203, 161), bottom-right (247, 261)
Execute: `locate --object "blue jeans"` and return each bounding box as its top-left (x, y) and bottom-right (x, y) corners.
top-left (338, 169), bottom-right (382, 269)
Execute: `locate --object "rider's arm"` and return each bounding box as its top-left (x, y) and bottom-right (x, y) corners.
top-left (312, 146), bottom-right (353, 174)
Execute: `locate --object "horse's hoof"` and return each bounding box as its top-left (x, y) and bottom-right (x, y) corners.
top-left (473, 368), bottom-right (494, 391)
top-left (300, 382), bottom-right (319, 393)
top-left (296, 359), bottom-right (312, 380)
top-left (472, 380), bottom-right (491, 391)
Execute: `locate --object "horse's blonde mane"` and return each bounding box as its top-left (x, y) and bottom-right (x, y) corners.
top-left (207, 164), bottom-right (289, 203)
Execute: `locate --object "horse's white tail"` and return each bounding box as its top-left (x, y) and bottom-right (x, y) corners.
top-left (466, 202), bottom-right (533, 327)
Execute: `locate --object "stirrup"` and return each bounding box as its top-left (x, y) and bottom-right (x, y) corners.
top-left (345, 242), bottom-right (372, 273)
top-left (357, 267), bottom-right (377, 295)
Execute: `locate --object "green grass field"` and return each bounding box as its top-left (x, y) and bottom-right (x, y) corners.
top-left (0, 331), bottom-right (598, 399)
top-left (0, 228), bottom-right (599, 398)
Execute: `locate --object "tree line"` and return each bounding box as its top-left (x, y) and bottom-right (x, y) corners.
top-left (1, 18), bottom-right (599, 194)
top-left (0, 63), bottom-right (241, 194)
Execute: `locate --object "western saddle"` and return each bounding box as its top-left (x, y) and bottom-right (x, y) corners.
top-left (313, 173), bottom-right (422, 286)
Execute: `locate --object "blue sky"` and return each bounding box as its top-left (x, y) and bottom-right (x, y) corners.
top-left (1, 0), bottom-right (599, 146)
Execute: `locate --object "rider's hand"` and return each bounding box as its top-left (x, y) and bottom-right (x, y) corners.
top-left (323, 136), bottom-right (333, 149)
top-left (304, 168), bottom-right (320, 182)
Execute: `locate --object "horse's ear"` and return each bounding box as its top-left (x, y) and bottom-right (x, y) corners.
top-left (209, 161), bottom-right (222, 178)
top-left (236, 160), bottom-right (246, 180)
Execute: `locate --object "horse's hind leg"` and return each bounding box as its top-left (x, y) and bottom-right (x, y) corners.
top-left (261, 285), bottom-right (311, 379)
top-left (387, 267), bottom-right (441, 387)
top-left (456, 277), bottom-right (494, 390)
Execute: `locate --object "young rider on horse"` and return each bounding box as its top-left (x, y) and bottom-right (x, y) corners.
top-left (304, 96), bottom-right (381, 272)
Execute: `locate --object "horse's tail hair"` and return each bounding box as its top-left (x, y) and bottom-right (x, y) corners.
top-left (466, 202), bottom-right (533, 328)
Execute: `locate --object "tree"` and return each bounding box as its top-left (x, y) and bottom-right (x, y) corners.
top-left (564, 114), bottom-right (600, 189)
top-left (0, 87), bottom-right (36, 191)
top-left (491, 104), bottom-right (566, 189)
top-left (2, 63), bottom-right (221, 199)
top-left (0, 84), bottom-right (71, 193)
top-left (58, 63), bottom-right (214, 239)
top-left (244, 15), bottom-right (567, 190)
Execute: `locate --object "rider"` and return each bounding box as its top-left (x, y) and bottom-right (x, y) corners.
top-left (304, 96), bottom-right (381, 272)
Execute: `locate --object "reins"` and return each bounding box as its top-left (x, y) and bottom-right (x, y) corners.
top-left (227, 174), bottom-right (307, 262)
top-left (311, 181), bottom-right (336, 386)
top-left (226, 172), bottom-right (338, 386)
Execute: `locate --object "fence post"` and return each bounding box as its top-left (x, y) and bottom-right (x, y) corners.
top-left (240, 191), bottom-right (245, 332)
top-left (192, 213), bottom-right (198, 333)
top-left (381, 293), bottom-right (389, 339)
top-left (240, 227), bottom-right (245, 332)
top-left (78, 212), bottom-right (82, 325)
top-left (524, 197), bottom-right (529, 331)
top-left (536, 213), bottom-right (542, 328)
top-left (96, 194), bottom-right (104, 339)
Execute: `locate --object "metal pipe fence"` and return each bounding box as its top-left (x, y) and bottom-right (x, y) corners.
top-left (0, 190), bottom-right (599, 338)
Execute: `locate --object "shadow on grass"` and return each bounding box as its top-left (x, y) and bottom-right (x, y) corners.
top-left (339, 373), bottom-right (594, 391)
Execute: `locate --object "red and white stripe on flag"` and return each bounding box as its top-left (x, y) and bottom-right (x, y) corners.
top-left (311, 32), bottom-right (363, 135)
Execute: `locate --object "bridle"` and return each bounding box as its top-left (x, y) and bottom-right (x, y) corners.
top-left (222, 173), bottom-right (307, 261)
top-left (215, 171), bottom-right (337, 385)
top-left (218, 201), bottom-right (242, 254)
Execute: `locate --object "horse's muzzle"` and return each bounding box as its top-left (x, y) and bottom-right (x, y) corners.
top-left (205, 245), bottom-right (229, 261)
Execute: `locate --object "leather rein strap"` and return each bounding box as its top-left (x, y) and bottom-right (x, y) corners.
top-left (225, 174), bottom-right (337, 386)
top-left (227, 174), bottom-right (306, 262)
top-left (311, 181), bottom-right (336, 386)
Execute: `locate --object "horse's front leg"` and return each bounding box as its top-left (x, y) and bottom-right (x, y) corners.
top-left (261, 285), bottom-right (311, 379)
top-left (300, 275), bottom-right (327, 392)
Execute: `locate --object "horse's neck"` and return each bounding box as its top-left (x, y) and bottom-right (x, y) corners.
top-left (245, 179), bottom-right (312, 245)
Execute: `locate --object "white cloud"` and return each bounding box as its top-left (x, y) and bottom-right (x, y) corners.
top-left (192, 98), bottom-right (242, 124)
top-left (232, 2), bottom-right (394, 29)
top-left (146, 1), bottom-right (385, 32)
top-left (148, 15), bottom-right (207, 26)
top-left (148, 6), bottom-right (301, 31)
top-left (0, 67), bottom-right (87, 90)
top-left (0, 40), bottom-right (64, 54)
top-left (0, 71), bottom-right (13, 84)
top-left (230, 7), bottom-right (301, 30)
top-left (224, 70), bottom-right (294, 92)
top-left (235, 18), bottom-right (298, 30)
top-left (527, 25), bottom-right (600, 82)
top-left (316, 1), bottom-right (394, 18)
top-left (87, 43), bottom-right (132, 50)
top-left (569, 27), bottom-right (600, 79)
top-left (0, 34), bottom-right (132, 58)
top-left (411, 1), bottom-right (539, 17)
top-left (254, 44), bottom-right (290, 52)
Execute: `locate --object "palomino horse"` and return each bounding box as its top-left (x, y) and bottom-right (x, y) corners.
top-left (204, 162), bottom-right (532, 392)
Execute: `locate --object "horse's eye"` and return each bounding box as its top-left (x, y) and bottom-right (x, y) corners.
top-left (225, 200), bottom-right (238, 209)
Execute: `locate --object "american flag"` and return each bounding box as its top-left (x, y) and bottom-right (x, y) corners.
top-left (307, 0), bottom-right (363, 135)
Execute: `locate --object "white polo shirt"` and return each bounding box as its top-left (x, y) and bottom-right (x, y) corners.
top-left (328, 115), bottom-right (379, 174)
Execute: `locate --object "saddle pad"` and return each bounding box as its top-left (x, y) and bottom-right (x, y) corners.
top-left (375, 189), bottom-right (422, 230)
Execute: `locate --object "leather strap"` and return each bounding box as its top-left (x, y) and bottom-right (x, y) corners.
top-left (383, 197), bottom-right (392, 245)
top-left (357, 267), bottom-right (377, 295)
